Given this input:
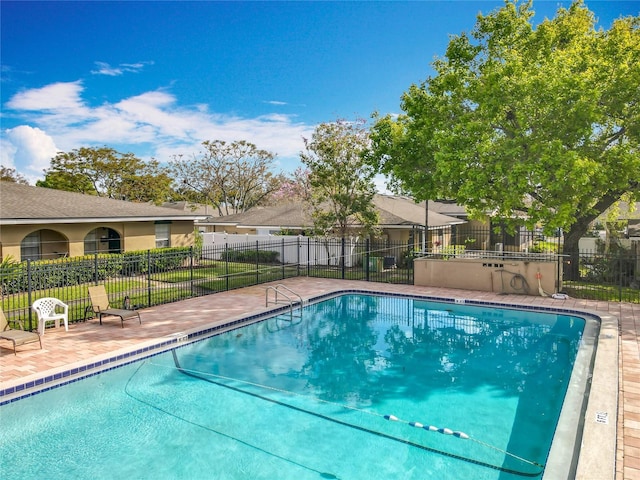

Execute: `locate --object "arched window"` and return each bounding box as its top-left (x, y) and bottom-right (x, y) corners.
top-left (20, 229), bottom-right (69, 261)
top-left (84, 228), bottom-right (122, 255)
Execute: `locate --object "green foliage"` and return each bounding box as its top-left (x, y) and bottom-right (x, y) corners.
top-left (0, 166), bottom-right (29, 184)
top-left (0, 255), bottom-right (24, 296)
top-left (439, 245), bottom-right (466, 259)
top-left (369, 0), bottom-right (640, 255)
top-left (0, 248), bottom-right (192, 294)
top-left (301, 119), bottom-right (380, 238)
top-left (528, 241), bottom-right (559, 254)
top-left (122, 247), bottom-right (192, 274)
top-left (223, 249), bottom-right (279, 263)
top-left (193, 229), bottom-right (203, 258)
top-left (39, 146), bottom-right (174, 203)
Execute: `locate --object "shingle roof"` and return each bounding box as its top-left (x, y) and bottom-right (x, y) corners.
top-left (424, 200), bottom-right (469, 217)
top-left (0, 182), bottom-right (208, 225)
top-left (202, 194), bottom-right (464, 229)
top-left (208, 202), bottom-right (309, 228)
top-left (373, 195), bottom-right (465, 226)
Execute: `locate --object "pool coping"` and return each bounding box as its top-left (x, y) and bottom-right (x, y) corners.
top-left (0, 288), bottom-right (618, 480)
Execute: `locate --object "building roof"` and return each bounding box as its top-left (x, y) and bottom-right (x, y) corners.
top-left (423, 200), bottom-right (470, 217)
top-left (201, 194), bottom-right (465, 230)
top-left (373, 195), bottom-right (465, 227)
top-left (0, 182), bottom-right (208, 225)
top-left (161, 201), bottom-right (220, 217)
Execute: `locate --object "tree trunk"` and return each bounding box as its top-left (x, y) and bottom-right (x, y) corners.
top-left (562, 218), bottom-right (592, 281)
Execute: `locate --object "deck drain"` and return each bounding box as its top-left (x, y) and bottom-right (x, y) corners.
top-left (595, 412), bottom-right (609, 424)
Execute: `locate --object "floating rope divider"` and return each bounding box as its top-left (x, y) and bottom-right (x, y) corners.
top-left (384, 413), bottom-right (544, 469)
top-left (139, 355), bottom-right (546, 477)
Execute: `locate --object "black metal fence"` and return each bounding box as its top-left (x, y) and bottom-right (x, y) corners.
top-left (0, 238), bottom-right (416, 330)
top-left (1, 236), bottom-right (638, 331)
top-left (561, 250), bottom-right (639, 303)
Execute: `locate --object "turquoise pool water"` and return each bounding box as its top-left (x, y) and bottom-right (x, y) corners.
top-left (0, 294), bottom-right (587, 479)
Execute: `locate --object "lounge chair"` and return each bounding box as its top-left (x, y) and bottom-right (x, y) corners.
top-left (32, 297), bottom-right (69, 335)
top-left (86, 285), bottom-right (141, 328)
top-left (0, 307), bottom-right (42, 355)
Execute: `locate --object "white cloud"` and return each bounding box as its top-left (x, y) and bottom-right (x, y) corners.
top-left (2, 81), bottom-right (315, 181)
top-left (91, 61), bottom-right (153, 76)
top-left (3, 126), bottom-right (59, 180)
top-left (6, 81), bottom-right (86, 112)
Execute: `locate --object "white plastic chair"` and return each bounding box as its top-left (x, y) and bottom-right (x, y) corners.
top-left (32, 297), bottom-right (69, 335)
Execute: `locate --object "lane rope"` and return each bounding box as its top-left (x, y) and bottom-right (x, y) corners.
top-left (131, 354), bottom-right (547, 477)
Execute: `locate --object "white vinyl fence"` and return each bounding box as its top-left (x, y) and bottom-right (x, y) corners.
top-left (202, 233), bottom-right (361, 267)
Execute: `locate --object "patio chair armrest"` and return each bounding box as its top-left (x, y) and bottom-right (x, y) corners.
top-left (53, 298), bottom-right (69, 312)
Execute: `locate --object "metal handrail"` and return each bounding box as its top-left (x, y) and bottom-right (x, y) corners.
top-left (265, 284), bottom-right (303, 321)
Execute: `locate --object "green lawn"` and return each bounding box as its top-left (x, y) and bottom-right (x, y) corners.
top-left (563, 281), bottom-right (639, 303)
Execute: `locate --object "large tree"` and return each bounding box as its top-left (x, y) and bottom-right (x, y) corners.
top-left (264, 167), bottom-right (311, 205)
top-left (301, 119), bottom-right (379, 238)
top-left (38, 147), bottom-right (173, 204)
top-left (369, 0), bottom-right (639, 275)
top-left (170, 140), bottom-right (281, 216)
top-left (0, 166), bottom-right (29, 184)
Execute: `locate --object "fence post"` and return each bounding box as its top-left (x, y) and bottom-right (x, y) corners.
top-left (94, 252), bottom-right (99, 284)
top-left (281, 238), bottom-right (285, 279)
top-left (619, 254), bottom-right (623, 302)
top-left (297, 236), bottom-right (301, 277)
top-left (307, 238), bottom-right (311, 277)
top-left (408, 242), bottom-right (413, 285)
top-left (341, 237), bottom-right (346, 279)
top-left (27, 259), bottom-right (33, 331)
top-left (190, 246), bottom-right (194, 297)
top-left (256, 240), bottom-right (260, 284)
top-left (225, 242), bottom-right (230, 291)
top-left (147, 250), bottom-right (152, 308)
top-left (366, 238), bottom-right (370, 282)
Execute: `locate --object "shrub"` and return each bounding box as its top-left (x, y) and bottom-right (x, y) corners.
top-left (224, 248), bottom-right (279, 263)
top-left (0, 248), bottom-right (193, 294)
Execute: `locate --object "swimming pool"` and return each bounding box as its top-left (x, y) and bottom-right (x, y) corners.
top-left (0, 292), bottom-right (597, 479)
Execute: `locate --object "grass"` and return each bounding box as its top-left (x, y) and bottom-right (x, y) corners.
top-left (149, 261), bottom-right (276, 283)
top-left (563, 281), bottom-right (639, 303)
top-left (2, 260), bottom-right (637, 329)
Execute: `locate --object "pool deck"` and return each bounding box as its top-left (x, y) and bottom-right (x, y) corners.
top-left (1, 278), bottom-right (638, 479)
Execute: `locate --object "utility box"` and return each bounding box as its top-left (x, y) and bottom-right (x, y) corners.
top-left (383, 256), bottom-right (396, 269)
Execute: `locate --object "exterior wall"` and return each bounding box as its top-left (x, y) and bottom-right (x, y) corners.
top-left (0, 220), bottom-right (195, 261)
top-left (414, 257), bottom-right (560, 296)
top-left (170, 222), bottom-right (196, 247)
top-left (384, 228), bottom-right (410, 244)
top-left (121, 222), bottom-right (154, 251)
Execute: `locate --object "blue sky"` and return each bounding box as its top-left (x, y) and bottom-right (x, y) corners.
top-left (1, 1), bottom-right (637, 185)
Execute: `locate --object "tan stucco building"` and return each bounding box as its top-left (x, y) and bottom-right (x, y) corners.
top-left (0, 182), bottom-right (208, 261)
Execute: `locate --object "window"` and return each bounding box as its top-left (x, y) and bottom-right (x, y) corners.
top-left (84, 230), bottom-right (98, 255)
top-left (155, 223), bottom-right (171, 248)
top-left (21, 231), bottom-right (41, 261)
